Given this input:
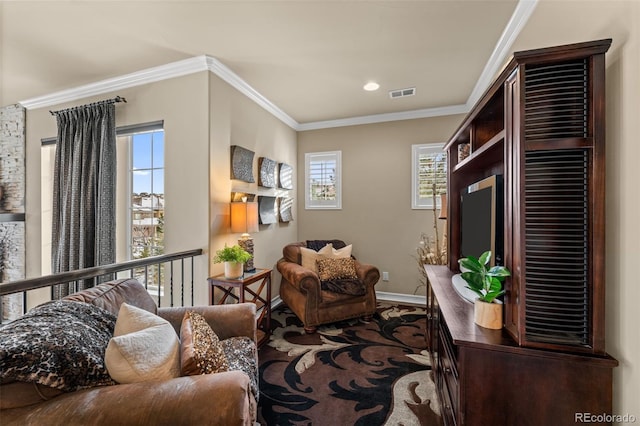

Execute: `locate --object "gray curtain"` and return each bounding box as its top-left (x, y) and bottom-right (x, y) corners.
top-left (51, 103), bottom-right (116, 298)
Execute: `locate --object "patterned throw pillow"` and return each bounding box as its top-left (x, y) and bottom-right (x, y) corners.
top-left (180, 311), bottom-right (229, 376)
top-left (0, 300), bottom-right (117, 392)
top-left (221, 336), bottom-right (259, 401)
top-left (317, 257), bottom-right (358, 281)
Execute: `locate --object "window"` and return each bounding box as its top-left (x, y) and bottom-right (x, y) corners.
top-left (412, 143), bottom-right (447, 209)
top-left (126, 130), bottom-right (165, 260)
top-left (305, 151), bottom-right (342, 209)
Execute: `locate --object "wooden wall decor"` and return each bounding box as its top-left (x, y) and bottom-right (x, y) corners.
top-left (279, 197), bottom-right (293, 222)
top-left (258, 196), bottom-right (277, 224)
top-left (230, 145), bottom-right (255, 183)
top-left (278, 163), bottom-right (293, 189)
top-left (258, 157), bottom-right (277, 188)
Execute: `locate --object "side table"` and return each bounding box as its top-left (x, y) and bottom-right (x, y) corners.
top-left (208, 268), bottom-right (272, 347)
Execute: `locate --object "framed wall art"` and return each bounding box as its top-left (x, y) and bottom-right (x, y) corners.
top-left (278, 163), bottom-right (293, 190)
top-left (230, 145), bottom-right (255, 183)
top-left (258, 157), bottom-right (277, 188)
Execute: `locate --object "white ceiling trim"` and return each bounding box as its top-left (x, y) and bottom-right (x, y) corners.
top-left (297, 104), bottom-right (469, 131)
top-left (19, 56), bottom-right (209, 110)
top-left (18, 0), bottom-right (536, 131)
top-left (204, 56), bottom-right (299, 129)
top-left (466, 0), bottom-right (538, 108)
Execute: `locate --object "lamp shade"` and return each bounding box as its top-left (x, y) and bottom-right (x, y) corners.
top-left (231, 202), bottom-right (259, 234)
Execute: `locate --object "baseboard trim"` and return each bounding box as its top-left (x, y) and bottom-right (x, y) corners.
top-left (270, 292), bottom-right (424, 310)
top-left (376, 291), bottom-right (425, 306)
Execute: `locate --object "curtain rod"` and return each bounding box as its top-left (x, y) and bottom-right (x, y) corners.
top-left (49, 96), bottom-right (127, 116)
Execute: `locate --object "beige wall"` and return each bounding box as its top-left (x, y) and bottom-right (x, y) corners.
top-left (297, 115), bottom-right (463, 297)
top-left (24, 72), bottom-right (210, 306)
top-left (207, 73), bottom-right (298, 299)
top-left (507, 0), bottom-right (640, 419)
top-left (25, 71), bottom-right (297, 306)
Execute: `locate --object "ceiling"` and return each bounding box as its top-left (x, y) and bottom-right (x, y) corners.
top-left (0, 0), bottom-right (531, 129)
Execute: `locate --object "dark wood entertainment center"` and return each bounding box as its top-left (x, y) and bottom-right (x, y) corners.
top-left (424, 39), bottom-right (618, 425)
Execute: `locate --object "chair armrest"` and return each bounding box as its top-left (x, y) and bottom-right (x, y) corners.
top-left (355, 261), bottom-right (380, 288)
top-left (1, 372), bottom-right (255, 426)
top-left (158, 303), bottom-right (257, 342)
top-left (276, 258), bottom-right (321, 294)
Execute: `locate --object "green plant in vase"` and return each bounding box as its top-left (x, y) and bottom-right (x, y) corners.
top-left (458, 251), bottom-right (510, 329)
top-left (213, 244), bottom-right (252, 279)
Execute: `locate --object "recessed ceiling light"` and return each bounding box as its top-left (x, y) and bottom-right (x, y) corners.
top-left (363, 82), bottom-right (380, 91)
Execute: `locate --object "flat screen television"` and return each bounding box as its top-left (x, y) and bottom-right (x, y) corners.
top-left (460, 175), bottom-right (503, 266)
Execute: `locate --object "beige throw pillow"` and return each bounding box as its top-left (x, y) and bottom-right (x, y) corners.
top-left (300, 243), bottom-right (334, 273)
top-left (332, 244), bottom-right (353, 258)
top-left (300, 243), bottom-right (354, 274)
top-left (105, 303), bottom-right (180, 384)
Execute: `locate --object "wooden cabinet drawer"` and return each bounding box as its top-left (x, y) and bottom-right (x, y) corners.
top-left (439, 326), bottom-right (459, 423)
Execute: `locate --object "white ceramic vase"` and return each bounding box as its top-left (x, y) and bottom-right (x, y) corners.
top-left (224, 261), bottom-right (244, 279)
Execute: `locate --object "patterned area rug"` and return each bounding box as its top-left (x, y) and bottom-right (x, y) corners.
top-left (257, 304), bottom-right (442, 426)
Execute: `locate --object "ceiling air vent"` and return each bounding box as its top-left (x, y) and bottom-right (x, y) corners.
top-left (389, 87), bottom-right (416, 99)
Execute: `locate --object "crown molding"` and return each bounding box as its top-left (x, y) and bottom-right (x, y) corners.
top-left (18, 0), bottom-right (534, 130)
top-left (19, 56), bottom-right (209, 110)
top-left (297, 104), bottom-right (469, 132)
top-left (466, 0), bottom-right (538, 108)
top-left (204, 56), bottom-right (299, 130)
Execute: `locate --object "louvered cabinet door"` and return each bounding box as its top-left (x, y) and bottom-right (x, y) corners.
top-left (514, 50), bottom-right (608, 355)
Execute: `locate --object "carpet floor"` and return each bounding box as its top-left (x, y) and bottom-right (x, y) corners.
top-left (257, 303), bottom-right (442, 426)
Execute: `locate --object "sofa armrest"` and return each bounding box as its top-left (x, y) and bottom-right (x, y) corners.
top-left (355, 261), bottom-right (380, 288)
top-left (1, 372), bottom-right (255, 426)
top-left (158, 303), bottom-right (257, 342)
top-left (276, 258), bottom-right (321, 294)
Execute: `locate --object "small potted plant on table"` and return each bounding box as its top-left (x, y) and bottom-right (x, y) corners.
top-left (213, 244), bottom-right (252, 279)
top-left (459, 251), bottom-right (510, 329)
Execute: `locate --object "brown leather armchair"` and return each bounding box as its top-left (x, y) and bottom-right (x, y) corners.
top-left (277, 241), bottom-right (380, 333)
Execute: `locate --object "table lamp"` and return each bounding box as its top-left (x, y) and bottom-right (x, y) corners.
top-left (231, 198), bottom-right (259, 272)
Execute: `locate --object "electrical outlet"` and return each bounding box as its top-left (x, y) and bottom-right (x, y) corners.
top-left (382, 271), bottom-right (389, 281)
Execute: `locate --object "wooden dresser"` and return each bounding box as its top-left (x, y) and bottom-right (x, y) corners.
top-left (425, 265), bottom-right (617, 426)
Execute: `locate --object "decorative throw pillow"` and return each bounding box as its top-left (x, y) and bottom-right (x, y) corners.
top-left (306, 239), bottom-right (347, 251)
top-left (104, 303), bottom-right (180, 384)
top-left (221, 336), bottom-right (259, 401)
top-left (331, 244), bottom-right (353, 258)
top-left (300, 243), bottom-right (334, 273)
top-left (317, 257), bottom-right (358, 281)
top-left (180, 311), bottom-right (229, 376)
top-left (0, 300), bottom-right (117, 392)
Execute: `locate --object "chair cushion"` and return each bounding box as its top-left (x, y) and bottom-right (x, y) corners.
top-left (320, 279), bottom-right (367, 296)
top-left (105, 303), bottom-right (180, 383)
top-left (180, 311), bottom-right (229, 376)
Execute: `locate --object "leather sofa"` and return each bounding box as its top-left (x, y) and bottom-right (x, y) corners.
top-left (277, 241), bottom-right (380, 333)
top-left (0, 278), bottom-right (257, 426)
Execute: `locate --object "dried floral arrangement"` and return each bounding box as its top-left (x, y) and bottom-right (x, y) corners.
top-left (413, 184), bottom-right (447, 294)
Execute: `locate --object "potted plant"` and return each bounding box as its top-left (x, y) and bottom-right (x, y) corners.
top-left (459, 251), bottom-right (510, 329)
top-left (213, 244), bottom-right (252, 279)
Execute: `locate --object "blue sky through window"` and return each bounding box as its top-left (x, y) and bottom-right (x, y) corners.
top-left (132, 131), bottom-right (164, 194)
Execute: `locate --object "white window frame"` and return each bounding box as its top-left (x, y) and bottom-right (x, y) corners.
top-left (305, 150), bottom-right (342, 210)
top-left (412, 143), bottom-right (447, 209)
